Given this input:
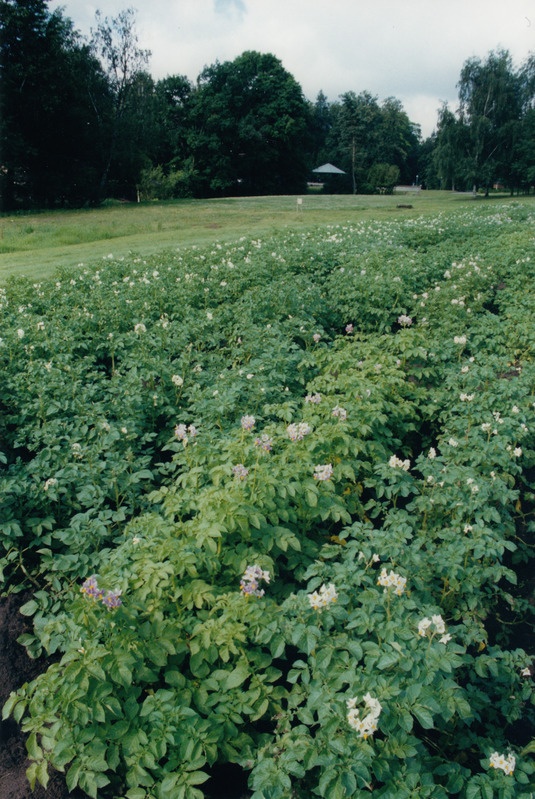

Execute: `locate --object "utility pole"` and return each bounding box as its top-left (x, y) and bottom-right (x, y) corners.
top-left (352, 137), bottom-right (356, 194)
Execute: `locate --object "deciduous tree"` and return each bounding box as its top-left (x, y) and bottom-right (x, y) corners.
top-left (457, 49), bottom-right (522, 194)
top-left (432, 103), bottom-right (467, 190)
top-left (188, 51), bottom-right (311, 196)
top-left (153, 74), bottom-right (193, 169)
top-left (90, 7), bottom-right (151, 198)
top-left (323, 92), bottom-right (418, 193)
top-left (0, 0), bottom-right (108, 209)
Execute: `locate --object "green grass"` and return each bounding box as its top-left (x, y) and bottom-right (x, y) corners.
top-left (0, 190), bottom-right (516, 282)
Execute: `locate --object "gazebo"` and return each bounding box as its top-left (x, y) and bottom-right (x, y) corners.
top-left (310, 163), bottom-right (346, 193)
top-left (312, 163), bottom-right (346, 176)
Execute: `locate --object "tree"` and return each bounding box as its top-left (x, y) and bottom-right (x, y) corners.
top-left (510, 53), bottom-right (535, 193)
top-left (0, 0), bottom-right (108, 209)
top-left (323, 91), bottom-right (418, 193)
top-left (90, 7), bottom-right (151, 198)
top-left (379, 97), bottom-right (420, 184)
top-left (188, 51), bottom-right (311, 196)
top-left (417, 132), bottom-right (439, 189)
top-left (367, 163), bottom-right (400, 193)
top-left (153, 74), bottom-right (194, 169)
top-left (337, 91), bottom-right (382, 192)
top-left (429, 49), bottom-right (534, 195)
top-left (510, 107), bottom-right (535, 192)
top-left (308, 90), bottom-right (333, 169)
top-left (432, 103), bottom-right (467, 190)
top-left (457, 49), bottom-right (523, 194)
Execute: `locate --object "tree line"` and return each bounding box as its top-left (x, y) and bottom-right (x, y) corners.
top-left (1, 0), bottom-right (534, 211)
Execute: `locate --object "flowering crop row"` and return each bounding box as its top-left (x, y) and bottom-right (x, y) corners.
top-left (1, 201), bottom-right (534, 798)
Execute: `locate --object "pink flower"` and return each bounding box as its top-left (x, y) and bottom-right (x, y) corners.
top-left (101, 590), bottom-right (122, 610)
top-left (254, 434), bottom-right (273, 452)
top-left (240, 565), bottom-right (270, 597)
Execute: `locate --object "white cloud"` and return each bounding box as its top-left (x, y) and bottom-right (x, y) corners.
top-left (214, 0), bottom-right (246, 18)
top-left (51, 0), bottom-right (535, 137)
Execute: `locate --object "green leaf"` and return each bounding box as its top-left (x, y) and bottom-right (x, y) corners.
top-left (446, 771), bottom-right (464, 793)
top-left (2, 692), bottom-right (21, 720)
top-left (147, 643), bottom-right (169, 667)
top-left (126, 789), bottom-right (147, 799)
top-left (224, 662), bottom-right (249, 690)
top-left (297, 707), bottom-right (315, 725)
top-left (111, 660), bottom-right (133, 686)
top-left (399, 711), bottom-right (413, 732)
top-left (521, 740), bottom-right (535, 756)
top-left (86, 660), bottom-right (106, 681)
top-left (26, 762), bottom-right (38, 791)
top-left (26, 732), bottom-right (43, 759)
top-left (79, 770), bottom-right (99, 799)
top-left (66, 760), bottom-right (83, 792)
top-left (269, 635), bottom-right (285, 658)
top-left (251, 697), bottom-right (269, 721)
top-left (159, 773), bottom-right (180, 799)
top-left (404, 683), bottom-right (422, 703)
top-left (305, 489), bottom-right (318, 508)
top-left (13, 698), bottom-right (27, 724)
top-left (19, 599), bottom-right (38, 616)
top-left (107, 719), bottom-right (130, 744)
top-left (341, 771), bottom-right (357, 796)
top-left (37, 761), bottom-right (50, 789)
top-left (124, 695), bottom-right (140, 720)
top-left (165, 669), bottom-right (186, 688)
top-left (314, 646), bottom-right (333, 671)
top-left (376, 651), bottom-right (399, 670)
top-left (345, 641), bottom-right (363, 660)
top-left (134, 469), bottom-right (154, 480)
top-left (318, 768), bottom-right (337, 797)
top-left (186, 771), bottom-right (210, 785)
top-left (481, 784), bottom-right (493, 799)
top-left (413, 705), bottom-right (434, 729)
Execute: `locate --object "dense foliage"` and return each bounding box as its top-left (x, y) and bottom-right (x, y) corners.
top-left (1, 1), bottom-right (534, 209)
top-left (1, 200), bottom-right (534, 798)
top-left (431, 51), bottom-right (535, 195)
top-left (186, 51), bottom-right (311, 197)
top-left (0, 0), bottom-right (111, 208)
top-left (313, 91), bottom-right (419, 194)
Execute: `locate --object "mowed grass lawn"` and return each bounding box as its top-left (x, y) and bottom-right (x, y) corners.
top-left (0, 190), bottom-right (512, 282)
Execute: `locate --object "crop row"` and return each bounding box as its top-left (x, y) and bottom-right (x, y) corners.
top-left (1, 201), bottom-right (534, 798)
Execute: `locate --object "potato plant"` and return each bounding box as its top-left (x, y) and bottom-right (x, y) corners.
top-left (1, 201), bottom-right (534, 798)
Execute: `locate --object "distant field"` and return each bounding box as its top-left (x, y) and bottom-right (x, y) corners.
top-left (0, 191), bottom-right (506, 282)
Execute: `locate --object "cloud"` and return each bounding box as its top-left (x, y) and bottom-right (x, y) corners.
top-left (214, 0), bottom-right (246, 18)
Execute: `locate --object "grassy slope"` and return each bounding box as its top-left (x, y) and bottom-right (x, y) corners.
top-left (0, 191), bottom-right (490, 282)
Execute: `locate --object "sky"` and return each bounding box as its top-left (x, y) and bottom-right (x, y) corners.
top-left (49, 0), bottom-right (535, 138)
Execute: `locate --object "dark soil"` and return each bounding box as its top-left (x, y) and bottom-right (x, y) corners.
top-left (0, 593), bottom-right (84, 799)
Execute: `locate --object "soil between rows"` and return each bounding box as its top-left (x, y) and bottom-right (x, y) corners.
top-left (0, 592), bottom-right (85, 799)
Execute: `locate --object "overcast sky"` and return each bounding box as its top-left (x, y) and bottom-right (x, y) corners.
top-left (50, 0), bottom-right (534, 137)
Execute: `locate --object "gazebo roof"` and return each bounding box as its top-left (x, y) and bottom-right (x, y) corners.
top-left (312, 162), bottom-right (345, 174)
